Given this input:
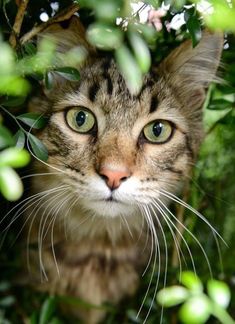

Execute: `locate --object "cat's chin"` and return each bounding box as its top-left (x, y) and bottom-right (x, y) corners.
top-left (80, 198), bottom-right (137, 218)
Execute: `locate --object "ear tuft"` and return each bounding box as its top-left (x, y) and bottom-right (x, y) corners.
top-left (159, 31), bottom-right (223, 109)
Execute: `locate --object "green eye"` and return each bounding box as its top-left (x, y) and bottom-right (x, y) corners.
top-left (66, 107), bottom-right (96, 133)
top-left (143, 120), bottom-right (173, 143)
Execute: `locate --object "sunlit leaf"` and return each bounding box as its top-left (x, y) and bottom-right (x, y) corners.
top-left (115, 45), bottom-right (142, 95)
top-left (0, 76), bottom-right (30, 96)
top-left (28, 134), bottom-right (48, 161)
top-left (156, 286), bottom-right (189, 307)
top-left (129, 31), bottom-right (151, 73)
top-left (204, 3), bottom-right (235, 32)
top-left (179, 295), bottom-right (211, 324)
top-left (17, 113), bottom-right (48, 129)
top-left (208, 99), bottom-right (233, 110)
top-left (94, 0), bottom-right (119, 21)
top-left (180, 271), bottom-right (203, 293)
top-left (87, 23), bottom-right (123, 50)
top-left (0, 166), bottom-right (23, 201)
top-left (207, 279), bottom-right (231, 309)
top-left (0, 147), bottom-right (30, 168)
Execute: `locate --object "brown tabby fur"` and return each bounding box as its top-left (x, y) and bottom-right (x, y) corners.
top-left (24, 17), bottom-right (223, 323)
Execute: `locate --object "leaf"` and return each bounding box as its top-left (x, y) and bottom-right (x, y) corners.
top-left (54, 67), bottom-right (80, 81)
top-left (39, 296), bottom-right (56, 324)
top-left (184, 8), bottom-right (201, 48)
top-left (128, 31), bottom-right (151, 73)
top-left (180, 271), bottom-right (203, 293)
top-left (23, 42), bottom-right (37, 56)
top-left (94, 0), bottom-right (119, 21)
top-left (0, 166), bottom-right (23, 201)
top-left (1, 96), bottom-right (26, 107)
top-left (208, 99), bottom-right (233, 110)
top-left (0, 147), bottom-right (30, 168)
top-left (87, 23), bottom-right (123, 50)
top-left (14, 130), bottom-right (26, 149)
top-left (179, 295), bottom-right (211, 324)
top-left (17, 113), bottom-right (48, 129)
top-left (156, 286), bottom-right (189, 307)
top-left (0, 125), bottom-right (14, 149)
top-left (45, 71), bottom-right (54, 90)
top-left (207, 279), bottom-right (231, 309)
top-left (115, 45), bottom-right (142, 95)
top-left (0, 296), bottom-right (16, 308)
top-left (28, 134), bottom-right (48, 161)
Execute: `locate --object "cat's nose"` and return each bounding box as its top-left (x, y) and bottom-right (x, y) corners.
top-left (99, 167), bottom-right (131, 190)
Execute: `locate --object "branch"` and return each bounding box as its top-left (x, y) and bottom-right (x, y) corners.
top-left (9, 0), bottom-right (30, 48)
top-left (20, 3), bottom-right (80, 45)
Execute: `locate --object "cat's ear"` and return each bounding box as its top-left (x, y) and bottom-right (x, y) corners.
top-left (38, 16), bottom-right (95, 94)
top-left (158, 31), bottom-right (223, 109)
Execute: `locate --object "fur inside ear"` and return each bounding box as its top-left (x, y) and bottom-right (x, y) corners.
top-left (159, 31), bottom-right (223, 109)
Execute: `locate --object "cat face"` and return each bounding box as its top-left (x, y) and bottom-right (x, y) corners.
top-left (32, 21), bottom-right (223, 222)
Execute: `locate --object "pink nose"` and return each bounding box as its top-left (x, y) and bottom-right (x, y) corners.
top-left (99, 167), bottom-right (131, 190)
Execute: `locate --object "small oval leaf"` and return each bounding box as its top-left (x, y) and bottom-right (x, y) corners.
top-left (180, 271), bottom-right (203, 293)
top-left (157, 286), bottom-right (189, 307)
top-left (0, 147), bottom-right (30, 168)
top-left (28, 134), bottom-right (48, 161)
top-left (17, 113), bottom-right (47, 129)
top-left (0, 124), bottom-right (14, 149)
top-left (39, 296), bottom-right (56, 324)
top-left (14, 129), bottom-right (26, 149)
top-left (179, 295), bottom-right (211, 324)
top-left (54, 67), bottom-right (80, 81)
top-left (129, 31), bottom-right (151, 73)
top-left (207, 279), bottom-right (231, 309)
top-left (0, 166), bottom-right (23, 201)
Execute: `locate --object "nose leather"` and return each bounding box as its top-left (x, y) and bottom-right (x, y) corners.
top-left (99, 167), bottom-right (131, 190)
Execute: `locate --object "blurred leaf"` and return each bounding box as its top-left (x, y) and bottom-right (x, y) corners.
top-left (28, 134), bottom-right (48, 161)
top-left (0, 76), bottom-right (30, 96)
top-left (129, 31), bottom-right (151, 73)
top-left (184, 8), bottom-right (201, 48)
top-left (0, 43), bottom-right (14, 74)
top-left (45, 72), bottom-right (54, 90)
top-left (14, 130), bottom-right (25, 149)
top-left (39, 296), bottom-right (56, 324)
top-left (115, 45), bottom-right (142, 95)
top-left (144, 0), bottom-right (159, 8)
top-left (207, 279), bottom-right (231, 309)
top-left (1, 96), bottom-right (26, 107)
top-left (87, 23), bottom-right (123, 50)
top-left (0, 166), bottom-right (23, 201)
top-left (156, 286), bottom-right (189, 307)
top-left (208, 99), bottom-right (233, 110)
top-left (180, 271), bottom-right (203, 293)
top-left (23, 42), bottom-right (37, 56)
top-left (94, 0), bottom-right (119, 22)
top-left (0, 296), bottom-right (15, 308)
top-left (0, 147), bottom-right (30, 168)
top-left (0, 282), bottom-right (10, 292)
top-left (204, 2), bottom-right (235, 32)
top-left (179, 295), bottom-right (211, 324)
top-left (0, 125), bottom-right (14, 149)
top-left (17, 113), bottom-right (48, 129)
top-left (54, 67), bottom-right (80, 81)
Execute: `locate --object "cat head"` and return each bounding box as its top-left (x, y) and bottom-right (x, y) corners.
top-left (31, 17), bottom-right (223, 220)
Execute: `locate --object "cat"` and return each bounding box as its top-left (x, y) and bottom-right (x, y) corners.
top-left (22, 17), bottom-right (223, 324)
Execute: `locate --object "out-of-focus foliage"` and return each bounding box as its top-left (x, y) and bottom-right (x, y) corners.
top-left (0, 0), bottom-right (235, 323)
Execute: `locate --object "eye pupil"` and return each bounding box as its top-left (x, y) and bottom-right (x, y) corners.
top-left (76, 111), bottom-right (86, 127)
top-left (153, 122), bottom-right (163, 137)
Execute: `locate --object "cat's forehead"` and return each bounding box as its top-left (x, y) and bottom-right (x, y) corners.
top-left (55, 57), bottom-right (167, 117)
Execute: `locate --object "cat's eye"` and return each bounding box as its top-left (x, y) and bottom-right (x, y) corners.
top-left (143, 120), bottom-right (173, 144)
top-left (66, 107), bottom-right (96, 133)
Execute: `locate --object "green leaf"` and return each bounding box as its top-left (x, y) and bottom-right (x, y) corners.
top-left (115, 45), bottom-right (142, 95)
top-left (94, 0), bottom-right (119, 21)
top-left (0, 147), bottom-right (30, 168)
top-left (156, 286), bottom-right (189, 307)
top-left (17, 113), bottom-right (48, 129)
top-left (184, 8), bottom-right (201, 48)
top-left (0, 166), bottom-right (23, 201)
top-left (0, 125), bottom-right (14, 149)
top-left (208, 99), bottom-right (233, 110)
top-left (28, 134), bottom-right (48, 161)
top-left (0, 296), bottom-right (15, 308)
top-left (207, 279), bottom-right (231, 309)
top-left (87, 23), bottom-right (123, 50)
top-left (179, 295), bottom-right (211, 324)
top-left (1, 96), bottom-right (26, 107)
top-left (14, 130), bottom-right (26, 149)
top-left (54, 67), bottom-right (80, 81)
top-left (180, 271), bottom-right (203, 293)
top-left (23, 42), bottom-right (37, 56)
top-left (39, 296), bottom-right (56, 324)
top-left (128, 31), bottom-right (151, 73)
top-left (45, 72), bottom-right (54, 90)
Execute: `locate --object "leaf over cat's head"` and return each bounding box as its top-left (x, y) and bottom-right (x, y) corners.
top-left (158, 31), bottom-right (223, 110)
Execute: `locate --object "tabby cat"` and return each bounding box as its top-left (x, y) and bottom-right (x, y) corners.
top-left (23, 17), bottom-right (222, 323)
